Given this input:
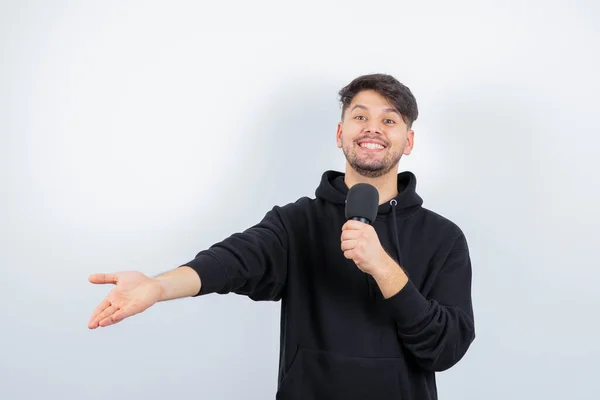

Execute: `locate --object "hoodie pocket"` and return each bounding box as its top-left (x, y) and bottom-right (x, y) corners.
top-left (276, 347), bottom-right (402, 400)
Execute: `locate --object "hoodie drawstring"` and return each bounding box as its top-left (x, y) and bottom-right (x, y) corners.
top-left (366, 199), bottom-right (403, 299)
top-left (389, 199), bottom-right (403, 267)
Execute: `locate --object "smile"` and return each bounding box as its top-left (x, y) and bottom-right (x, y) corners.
top-left (359, 143), bottom-right (384, 150)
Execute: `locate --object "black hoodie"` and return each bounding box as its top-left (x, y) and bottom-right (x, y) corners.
top-left (182, 170), bottom-right (475, 399)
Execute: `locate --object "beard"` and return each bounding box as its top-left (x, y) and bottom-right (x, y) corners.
top-left (341, 137), bottom-right (404, 178)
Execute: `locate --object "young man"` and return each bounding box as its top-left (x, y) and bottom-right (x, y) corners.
top-left (88, 74), bottom-right (475, 399)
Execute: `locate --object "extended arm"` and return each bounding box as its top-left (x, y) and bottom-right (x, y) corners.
top-left (88, 206), bottom-right (289, 329)
top-left (180, 206), bottom-right (289, 301)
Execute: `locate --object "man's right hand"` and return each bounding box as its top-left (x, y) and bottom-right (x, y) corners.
top-left (87, 271), bottom-right (162, 329)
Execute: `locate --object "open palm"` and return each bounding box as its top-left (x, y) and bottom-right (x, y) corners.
top-left (87, 271), bottom-right (162, 329)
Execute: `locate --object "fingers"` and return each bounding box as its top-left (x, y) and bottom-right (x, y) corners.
top-left (88, 273), bottom-right (118, 285)
top-left (97, 309), bottom-right (121, 328)
top-left (94, 304), bottom-right (119, 326)
top-left (88, 274), bottom-right (119, 328)
top-left (98, 306), bottom-right (134, 328)
top-left (88, 298), bottom-right (111, 329)
top-left (341, 230), bottom-right (361, 241)
top-left (90, 304), bottom-right (126, 328)
top-left (89, 302), bottom-right (134, 329)
top-left (341, 239), bottom-right (357, 252)
top-left (342, 220), bottom-right (367, 231)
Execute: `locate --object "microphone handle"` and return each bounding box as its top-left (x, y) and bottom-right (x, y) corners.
top-left (351, 217), bottom-right (371, 224)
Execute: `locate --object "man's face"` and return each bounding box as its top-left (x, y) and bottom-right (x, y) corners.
top-left (336, 90), bottom-right (414, 178)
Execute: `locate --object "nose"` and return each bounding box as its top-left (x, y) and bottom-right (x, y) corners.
top-left (365, 120), bottom-right (383, 135)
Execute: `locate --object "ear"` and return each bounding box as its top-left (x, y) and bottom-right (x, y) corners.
top-left (336, 122), bottom-right (343, 148)
top-left (403, 129), bottom-right (415, 155)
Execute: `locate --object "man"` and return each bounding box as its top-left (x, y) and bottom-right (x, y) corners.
top-left (88, 73), bottom-right (475, 399)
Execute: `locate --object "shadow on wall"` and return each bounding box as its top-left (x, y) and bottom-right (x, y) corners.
top-left (217, 74), bottom-right (346, 225)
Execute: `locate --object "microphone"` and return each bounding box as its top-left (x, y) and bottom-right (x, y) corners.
top-left (345, 183), bottom-right (379, 224)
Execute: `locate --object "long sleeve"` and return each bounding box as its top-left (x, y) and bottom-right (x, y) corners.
top-left (180, 206), bottom-right (289, 301)
top-left (385, 233), bottom-right (475, 372)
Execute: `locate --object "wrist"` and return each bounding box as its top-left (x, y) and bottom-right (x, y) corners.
top-left (154, 276), bottom-right (168, 302)
top-left (372, 254), bottom-right (409, 299)
top-left (153, 266), bottom-right (201, 301)
top-left (371, 252), bottom-right (397, 281)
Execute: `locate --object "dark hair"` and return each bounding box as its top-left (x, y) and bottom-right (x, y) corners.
top-left (338, 73), bottom-right (419, 127)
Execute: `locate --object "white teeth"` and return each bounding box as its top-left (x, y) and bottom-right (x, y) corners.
top-left (360, 143), bottom-right (384, 149)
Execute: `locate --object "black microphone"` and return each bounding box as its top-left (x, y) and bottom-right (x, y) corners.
top-left (345, 183), bottom-right (379, 224)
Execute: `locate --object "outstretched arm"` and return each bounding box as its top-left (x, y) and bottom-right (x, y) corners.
top-left (179, 205), bottom-right (289, 301)
top-left (88, 206), bottom-right (289, 329)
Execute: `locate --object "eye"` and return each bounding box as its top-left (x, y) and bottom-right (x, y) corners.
top-left (354, 115), bottom-right (366, 121)
top-left (384, 119), bottom-right (395, 124)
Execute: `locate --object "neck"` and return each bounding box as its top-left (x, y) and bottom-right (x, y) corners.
top-left (344, 165), bottom-right (399, 205)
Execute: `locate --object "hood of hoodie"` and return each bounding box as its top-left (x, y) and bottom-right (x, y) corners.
top-left (315, 170), bottom-right (423, 216)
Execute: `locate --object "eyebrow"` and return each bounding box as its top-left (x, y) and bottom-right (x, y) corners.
top-left (351, 104), bottom-right (401, 116)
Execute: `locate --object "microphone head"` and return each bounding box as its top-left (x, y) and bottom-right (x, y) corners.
top-left (345, 183), bottom-right (379, 224)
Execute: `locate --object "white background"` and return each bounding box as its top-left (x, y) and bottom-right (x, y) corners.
top-left (1, 0), bottom-right (599, 399)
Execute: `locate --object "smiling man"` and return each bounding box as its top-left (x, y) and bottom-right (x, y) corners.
top-left (338, 89), bottom-right (414, 179)
top-left (88, 74), bottom-right (475, 400)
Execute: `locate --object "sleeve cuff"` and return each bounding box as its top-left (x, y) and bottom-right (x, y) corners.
top-left (385, 279), bottom-right (430, 327)
top-left (179, 251), bottom-right (227, 296)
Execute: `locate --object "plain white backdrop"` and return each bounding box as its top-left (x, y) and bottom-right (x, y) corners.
top-left (1, 1), bottom-right (599, 399)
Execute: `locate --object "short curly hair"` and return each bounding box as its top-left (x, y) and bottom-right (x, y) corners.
top-left (338, 73), bottom-right (419, 128)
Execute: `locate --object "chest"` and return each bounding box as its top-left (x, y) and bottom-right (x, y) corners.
top-left (292, 207), bottom-right (436, 291)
